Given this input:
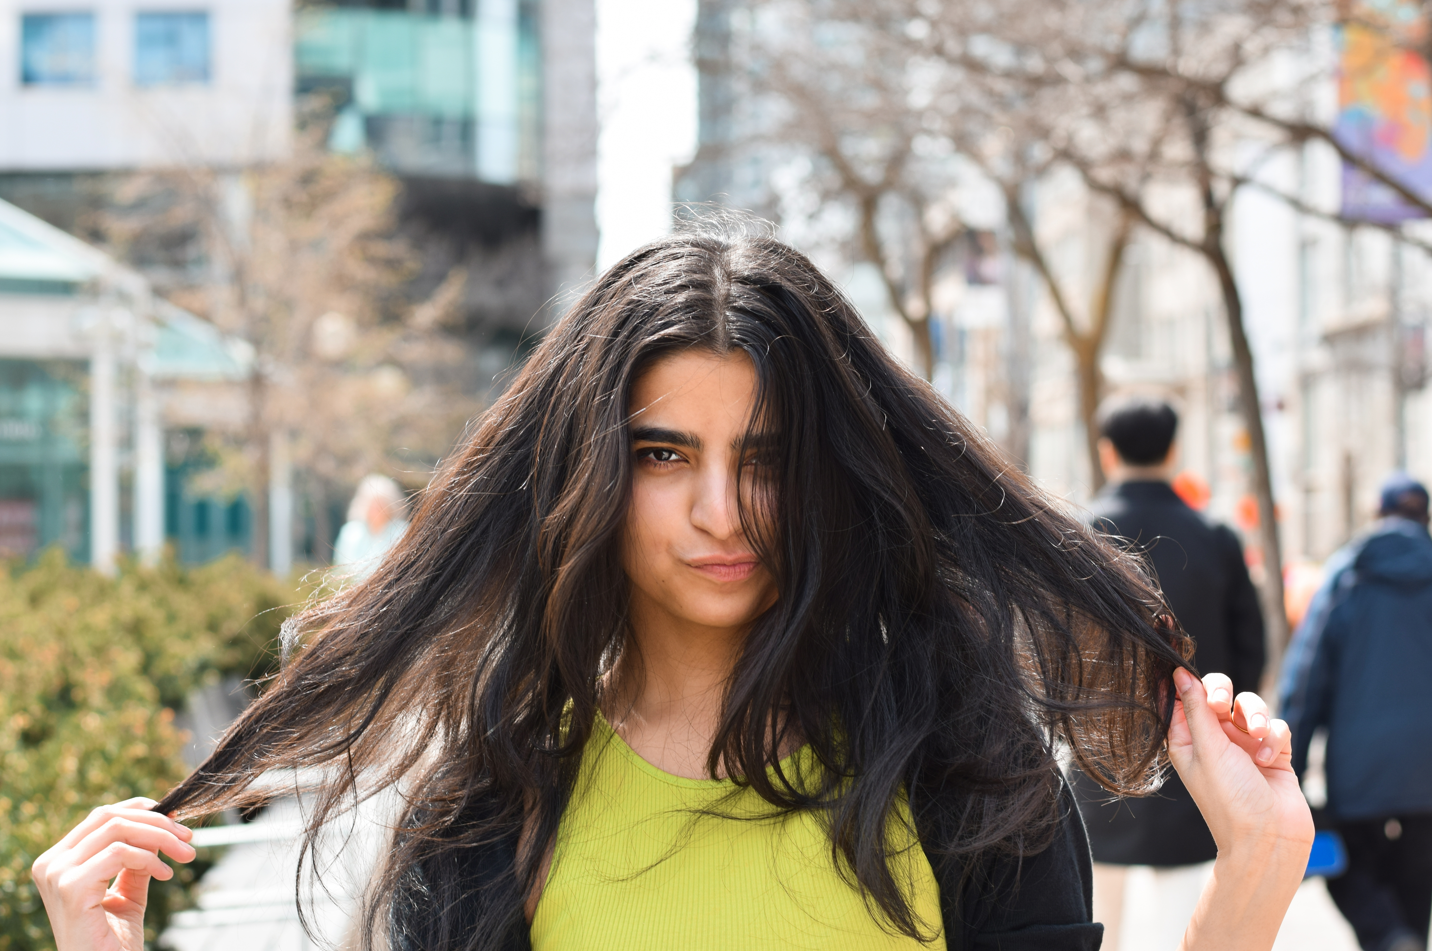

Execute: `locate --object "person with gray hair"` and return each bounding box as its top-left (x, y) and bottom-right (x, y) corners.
top-left (333, 474), bottom-right (409, 581)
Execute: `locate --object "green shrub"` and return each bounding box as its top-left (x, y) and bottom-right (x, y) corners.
top-left (0, 549), bottom-right (310, 951)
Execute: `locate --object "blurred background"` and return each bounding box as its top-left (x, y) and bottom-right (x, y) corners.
top-left (0, 0), bottom-right (1428, 948)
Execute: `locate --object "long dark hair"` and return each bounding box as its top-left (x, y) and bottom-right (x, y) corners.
top-left (156, 223), bottom-right (1187, 947)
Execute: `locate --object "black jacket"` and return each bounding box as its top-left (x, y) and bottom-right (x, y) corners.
top-left (391, 775), bottom-right (1104, 950)
top-left (1071, 480), bottom-right (1265, 866)
top-left (1279, 517), bottom-right (1432, 820)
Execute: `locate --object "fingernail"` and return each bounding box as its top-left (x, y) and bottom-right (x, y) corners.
top-left (1257, 745), bottom-right (1275, 765)
top-left (1210, 688), bottom-right (1230, 706)
top-left (1173, 668), bottom-right (1193, 693)
top-left (1250, 713), bottom-right (1269, 732)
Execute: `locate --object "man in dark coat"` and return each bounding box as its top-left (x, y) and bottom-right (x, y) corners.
top-left (1280, 473), bottom-right (1432, 951)
top-left (1071, 396), bottom-right (1266, 947)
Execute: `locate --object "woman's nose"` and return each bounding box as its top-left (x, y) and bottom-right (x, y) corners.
top-left (690, 462), bottom-right (740, 539)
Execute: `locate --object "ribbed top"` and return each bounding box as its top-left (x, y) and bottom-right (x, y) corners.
top-left (530, 714), bottom-right (946, 950)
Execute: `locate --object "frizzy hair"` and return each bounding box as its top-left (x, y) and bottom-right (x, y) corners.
top-left (155, 223), bottom-right (1188, 948)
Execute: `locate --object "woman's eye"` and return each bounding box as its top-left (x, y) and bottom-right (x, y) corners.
top-left (639, 447), bottom-right (682, 465)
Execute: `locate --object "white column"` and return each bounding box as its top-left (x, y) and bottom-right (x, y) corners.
top-left (134, 370), bottom-right (164, 566)
top-left (476, 0), bottom-right (520, 184)
top-left (89, 327), bottom-right (119, 574)
top-left (268, 428), bottom-right (292, 576)
top-left (542, 0), bottom-right (599, 306)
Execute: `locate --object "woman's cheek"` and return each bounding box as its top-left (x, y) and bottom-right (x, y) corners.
top-left (626, 482), bottom-right (678, 579)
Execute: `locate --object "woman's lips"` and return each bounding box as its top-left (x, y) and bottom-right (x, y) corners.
top-left (687, 559), bottom-right (759, 582)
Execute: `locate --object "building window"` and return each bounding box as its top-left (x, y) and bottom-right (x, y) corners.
top-left (20, 13), bottom-right (97, 86)
top-left (134, 11), bottom-right (209, 85)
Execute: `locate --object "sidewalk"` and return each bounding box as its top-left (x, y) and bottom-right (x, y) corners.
top-left (1273, 879), bottom-right (1362, 951)
top-left (1114, 864), bottom-right (1363, 951)
top-left (162, 794), bottom-right (387, 951)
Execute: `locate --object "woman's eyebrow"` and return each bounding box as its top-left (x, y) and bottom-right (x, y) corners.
top-left (734, 432), bottom-right (779, 452)
top-left (631, 426), bottom-right (702, 450)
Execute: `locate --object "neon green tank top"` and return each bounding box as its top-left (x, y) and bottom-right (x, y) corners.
top-left (530, 714), bottom-right (947, 950)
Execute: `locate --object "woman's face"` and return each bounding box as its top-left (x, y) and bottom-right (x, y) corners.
top-left (622, 349), bottom-right (778, 637)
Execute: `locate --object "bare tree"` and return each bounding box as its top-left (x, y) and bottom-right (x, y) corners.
top-left (893, 0), bottom-right (1338, 664)
top-left (756, 0), bottom-right (1374, 660)
top-left (102, 111), bottom-right (480, 567)
top-left (967, 136), bottom-right (1143, 489)
top-left (1010, 198), bottom-right (1136, 492)
top-left (747, 1), bottom-right (1142, 481)
top-left (743, 7), bottom-right (976, 380)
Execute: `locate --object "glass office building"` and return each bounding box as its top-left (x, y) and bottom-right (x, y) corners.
top-left (0, 360), bottom-right (87, 560)
top-left (0, 199), bottom-right (253, 567)
top-left (134, 12), bottom-right (212, 86)
top-left (20, 13), bottom-right (97, 86)
top-left (296, 1), bottom-right (542, 182)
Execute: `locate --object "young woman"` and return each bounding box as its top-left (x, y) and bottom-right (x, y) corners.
top-left (34, 227), bottom-right (1313, 951)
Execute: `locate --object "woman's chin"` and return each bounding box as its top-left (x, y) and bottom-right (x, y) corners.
top-left (670, 599), bottom-right (771, 634)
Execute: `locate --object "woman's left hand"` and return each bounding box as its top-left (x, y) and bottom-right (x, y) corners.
top-left (1167, 668), bottom-right (1315, 951)
top-left (1167, 668), bottom-right (1314, 857)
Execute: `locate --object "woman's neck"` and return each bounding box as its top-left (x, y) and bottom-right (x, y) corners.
top-left (604, 596), bottom-right (745, 780)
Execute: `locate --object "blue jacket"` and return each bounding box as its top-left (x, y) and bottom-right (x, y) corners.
top-left (1279, 517), bottom-right (1432, 820)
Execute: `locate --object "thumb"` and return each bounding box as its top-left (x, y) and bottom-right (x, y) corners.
top-left (1172, 668), bottom-right (1224, 757)
top-left (106, 868), bottom-right (152, 910)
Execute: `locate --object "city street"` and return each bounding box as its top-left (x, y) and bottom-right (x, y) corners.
top-left (6, 0), bottom-right (1432, 949)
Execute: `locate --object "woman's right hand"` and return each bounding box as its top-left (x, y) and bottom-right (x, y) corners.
top-left (31, 798), bottom-right (196, 951)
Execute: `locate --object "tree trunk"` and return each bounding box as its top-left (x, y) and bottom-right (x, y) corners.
top-left (1005, 189), bottom-right (1128, 489)
top-left (909, 316), bottom-right (935, 381)
top-left (1207, 239), bottom-right (1291, 677)
top-left (1075, 342), bottom-right (1105, 492)
top-left (1004, 256), bottom-right (1034, 467)
top-left (247, 372), bottom-right (270, 570)
top-left (855, 192), bottom-right (938, 381)
top-left (1081, 213), bottom-right (1133, 493)
top-left (1182, 93), bottom-right (1289, 681)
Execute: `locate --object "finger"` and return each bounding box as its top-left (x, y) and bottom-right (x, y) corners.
top-left (1201, 672), bottom-right (1234, 719)
top-left (33, 806), bottom-right (182, 894)
top-left (55, 800), bottom-right (156, 851)
top-left (55, 801), bottom-right (187, 852)
top-left (1168, 698), bottom-right (1191, 750)
top-left (106, 868), bottom-right (155, 910)
top-left (58, 843), bottom-right (172, 904)
top-left (1232, 691), bottom-right (1271, 738)
top-left (1218, 717), bottom-right (1261, 754)
top-left (1172, 667), bottom-right (1228, 755)
top-left (1254, 717), bottom-right (1294, 770)
top-left (71, 817), bottom-right (196, 868)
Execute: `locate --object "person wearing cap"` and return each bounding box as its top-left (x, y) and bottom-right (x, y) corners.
top-left (1072, 395), bottom-right (1267, 950)
top-left (1280, 472), bottom-right (1432, 951)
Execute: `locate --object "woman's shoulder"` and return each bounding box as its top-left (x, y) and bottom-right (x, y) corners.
top-left (933, 772), bottom-right (1103, 951)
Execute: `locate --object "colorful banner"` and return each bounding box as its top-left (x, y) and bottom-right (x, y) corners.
top-left (1337, 0), bottom-right (1432, 222)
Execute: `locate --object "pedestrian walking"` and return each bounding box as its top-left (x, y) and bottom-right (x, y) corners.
top-left (1072, 396), bottom-right (1267, 951)
top-left (1281, 472), bottom-right (1432, 951)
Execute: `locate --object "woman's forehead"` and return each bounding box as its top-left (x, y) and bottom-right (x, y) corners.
top-left (628, 351), bottom-right (758, 429)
